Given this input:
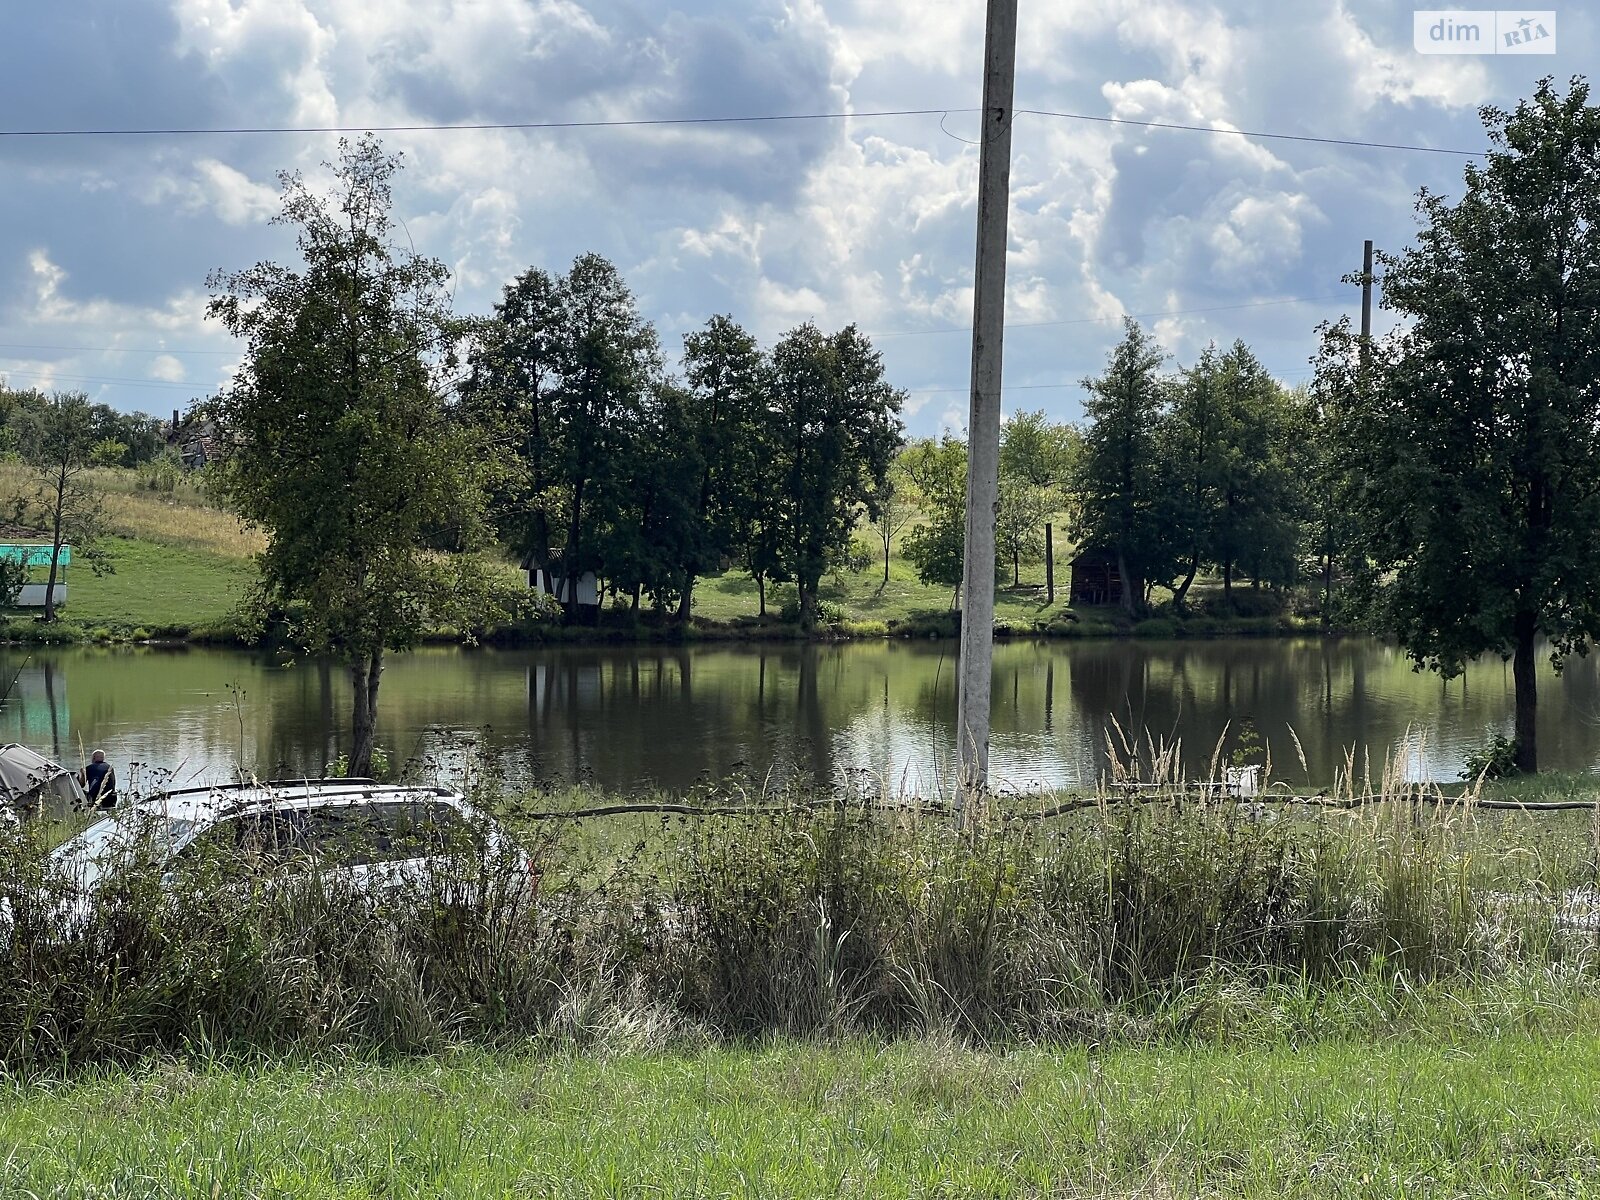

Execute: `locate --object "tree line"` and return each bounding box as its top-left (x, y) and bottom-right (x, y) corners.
top-left (462, 258), bottom-right (903, 628)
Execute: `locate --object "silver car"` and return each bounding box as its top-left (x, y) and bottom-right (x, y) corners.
top-left (49, 779), bottom-right (535, 900)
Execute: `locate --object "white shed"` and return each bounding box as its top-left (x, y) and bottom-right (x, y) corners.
top-left (521, 554), bottom-right (598, 607)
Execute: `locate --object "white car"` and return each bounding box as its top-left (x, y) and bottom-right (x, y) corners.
top-left (49, 779), bottom-right (535, 900)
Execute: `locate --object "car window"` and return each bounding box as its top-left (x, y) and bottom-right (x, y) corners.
top-left (308, 801), bottom-right (479, 867)
top-left (180, 800), bottom-right (478, 869)
top-left (180, 809), bottom-right (317, 864)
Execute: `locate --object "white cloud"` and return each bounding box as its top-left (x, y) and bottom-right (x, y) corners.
top-left (149, 354), bottom-right (187, 382)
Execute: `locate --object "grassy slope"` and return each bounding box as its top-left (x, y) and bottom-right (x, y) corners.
top-left (6, 1036), bottom-right (1600, 1197)
top-left (0, 464), bottom-right (259, 631)
top-left (66, 535), bottom-right (256, 629)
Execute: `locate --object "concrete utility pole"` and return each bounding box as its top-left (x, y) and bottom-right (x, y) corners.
top-left (954, 0), bottom-right (1018, 822)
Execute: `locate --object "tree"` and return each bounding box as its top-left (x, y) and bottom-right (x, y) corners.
top-left (901, 434), bottom-right (969, 592)
top-left (1163, 344), bottom-right (1223, 610)
top-left (16, 392), bottom-right (115, 622)
top-left (463, 267), bottom-right (569, 574)
top-left (995, 476), bottom-right (1053, 588)
top-left (1330, 77), bottom-right (1600, 774)
top-left (999, 410), bottom-right (1076, 596)
top-left (1070, 320), bottom-right (1174, 614)
top-left (208, 136), bottom-right (496, 777)
top-left (678, 315), bottom-right (767, 618)
top-left (870, 457), bottom-right (919, 588)
top-left (1206, 342), bottom-right (1301, 602)
top-left (766, 324), bottom-right (903, 629)
top-left (463, 255), bottom-right (662, 619)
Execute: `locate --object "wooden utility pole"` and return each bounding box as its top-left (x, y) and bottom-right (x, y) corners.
top-left (1360, 238), bottom-right (1374, 365)
top-left (954, 0), bottom-right (1018, 821)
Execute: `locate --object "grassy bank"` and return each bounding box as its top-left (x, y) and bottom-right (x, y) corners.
top-left (8, 1031), bottom-right (1600, 1197)
top-left (7, 766), bottom-right (1600, 1070)
top-left (0, 466), bottom-right (1331, 645)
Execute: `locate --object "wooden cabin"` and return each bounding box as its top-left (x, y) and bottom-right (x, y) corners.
top-left (1069, 547), bottom-right (1122, 607)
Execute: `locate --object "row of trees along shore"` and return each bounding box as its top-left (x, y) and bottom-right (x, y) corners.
top-left (76, 75), bottom-right (1596, 778)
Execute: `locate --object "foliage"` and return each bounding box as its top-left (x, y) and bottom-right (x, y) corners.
top-left (0, 777), bottom-right (1590, 1074)
top-left (764, 324), bottom-right (904, 629)
top-left (14, 391), bottom-right (115, 621)
top-left (1071, 320), bottom-right (1174, 614)
top-left (1324, 78), bottom-right (1600, 773)
top-left (1461, 732), bottom-right (1521, 781)
top-left (900, 434), bottom-right (970, 590)
top-left (207, 136), bottom-right (505, 775)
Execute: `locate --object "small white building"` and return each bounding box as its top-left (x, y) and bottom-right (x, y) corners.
top-left (521, 553), bottom-right (598, 608)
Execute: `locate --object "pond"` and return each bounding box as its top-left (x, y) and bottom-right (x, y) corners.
top-left (6, 638), bottom-right (1599, 798)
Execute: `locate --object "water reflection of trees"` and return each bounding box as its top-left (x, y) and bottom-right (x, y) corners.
top-left (2, 640), bottom-right (1597, 797)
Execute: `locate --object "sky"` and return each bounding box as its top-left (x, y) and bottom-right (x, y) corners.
top-left (0, 1), bottom-right (1587, 436)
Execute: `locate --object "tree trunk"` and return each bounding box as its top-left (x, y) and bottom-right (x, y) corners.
top-left (798, 577), bottom-right (817, 631)
top-left (349, 652), bottom-right (383, 778)
top-left (1116, 548), bottom-right (1137, 616)
top-left (42, 546), bottom-right (62, 623)
top-left (630, 581), bottom-right (642, 612)
top-left (1222, 560), bottom-right (1234, 604)
top-left (43, 468), bottom-right (66, 623)
top-left (1044, 524), bottom-right (1055, 605)
top-left (1012, 549), bottom-right (1020, 589)
top-left (1512, 609), bottom-right (1538, 773)
top-left (677, 574), bottom-right (694, 623)
top-left (883, 539), bottom-right (891, 586)
top-left (1321, 550), bottom-right (1333, 632)
top-left (1172, 554), bottom-right (1200, 611)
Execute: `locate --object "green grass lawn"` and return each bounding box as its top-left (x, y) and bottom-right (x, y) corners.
top-left (692, 552), bottom-right (1079, 628)
top-left (49, 535), bottom-right (254, 630)
top-left (6, 1036), bottom-right (1600, 1197)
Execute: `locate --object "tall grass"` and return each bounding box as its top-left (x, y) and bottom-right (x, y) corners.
top-left (0, 460), bottom-right (263, 560)
top-left (3, 746), bottom-right (1597, 1073)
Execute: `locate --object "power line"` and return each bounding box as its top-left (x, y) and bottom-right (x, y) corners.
top-left (0, 341), bottom-right (235, 357)
top-left (0, 109), bottom-right (964, 139)
top-left (0, 107), bottom-right (1485, 158)
top-left (0, 294), bottom-right (1346, 359)
top-left (869, 294), bottom-right (1342, 338)
top-left (1020, 108), bottom-right (1482, 158)
top-left (0, 367), bottom-right (202, 391)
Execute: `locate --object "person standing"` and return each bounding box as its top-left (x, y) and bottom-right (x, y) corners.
top-left (82, 750), bottom-right (117, 809)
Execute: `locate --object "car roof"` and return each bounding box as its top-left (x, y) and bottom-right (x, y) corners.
top-left (124, 779), bottom-right (467, 825)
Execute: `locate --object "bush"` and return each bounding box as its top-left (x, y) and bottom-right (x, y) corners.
top-left (890, 612), bottom-right (959, 639)
top-left (1461, 732), bottom-right (1520, 781)
top-left (1199, 589), bottom-right (1286, 619)
top-left (778, 598), bottom-right (845, 626)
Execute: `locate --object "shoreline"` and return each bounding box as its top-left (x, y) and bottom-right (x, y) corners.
top-left (0, 610), bottom-right (1346, 649)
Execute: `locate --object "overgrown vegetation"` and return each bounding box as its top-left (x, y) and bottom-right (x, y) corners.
top-left (5, 749), bottom-right (1600, 1073)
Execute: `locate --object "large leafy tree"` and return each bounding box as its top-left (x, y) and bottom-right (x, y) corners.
top-left (465, 254), bottom-right (662, 617)
top-left (766, 324), bottom-right (904, 629)
top-left (462, 267), bottom-right (569, 573)
top-left (1071, 319), bottom-right (1174, 614)
top-left (1206, 342), bottom-right (1301, 600)
top-left (677, 315), bottom-right (768, 618)
top-left (1330, 77), bottom-right (1600, 773)
top-left (208, 136), bottom-right (494, 777)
